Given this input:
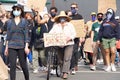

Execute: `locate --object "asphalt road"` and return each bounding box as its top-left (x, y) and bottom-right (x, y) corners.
top-left (9, 60), bottom-right (120, 80)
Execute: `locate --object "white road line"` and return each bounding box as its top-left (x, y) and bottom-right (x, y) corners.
top-left (76, 71), bottom-right (120, 73)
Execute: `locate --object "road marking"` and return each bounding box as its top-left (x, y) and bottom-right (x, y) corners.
top-left (76, 71), bottom-right (120, 73)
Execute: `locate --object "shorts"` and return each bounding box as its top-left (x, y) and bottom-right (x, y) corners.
top-left (102, 38), bottom-right (116, 49)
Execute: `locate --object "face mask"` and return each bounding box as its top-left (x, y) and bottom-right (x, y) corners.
top-left (13, 10), bottom-right (21, 17)
top-left (98, 18), bottom-right (103, 22)
top-left (59, 17), bottom-right (66, 23)
top-left (106, 13), bottom-right (112, 20)
top-left (50, 12), bottom-right (56, 17)
top-left (71, 9), bottom-right (76, 15)
top-left (91, 16), bottom-right (96, 21)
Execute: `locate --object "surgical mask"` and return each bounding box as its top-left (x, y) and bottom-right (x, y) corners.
top-left (71, 9), bottom-right (76, 15)
top-left (91, 16), bottom-right (96, 21)
top-left (59, 17), bottom-right (66, 23)
top-left (50, 12), bottom-right (56, 17)
top-left (13, 10), bottom-right (21, 17)
top-left (106, 13), bottom-right (112, 20)
top-left (98, 18), bottom-right (103, 22)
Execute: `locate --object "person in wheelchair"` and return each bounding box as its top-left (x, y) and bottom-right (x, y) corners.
top-left (49, 11), bottom-right (76, 79)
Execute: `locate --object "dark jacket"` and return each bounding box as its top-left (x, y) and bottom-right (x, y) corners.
top-left (98, 9), bottom-right (120, 41)
top-left (30, 23), bottom-right (47, 48)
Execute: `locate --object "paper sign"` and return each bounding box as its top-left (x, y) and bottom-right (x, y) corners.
top-left (27, 0), bottom-right (46, 12)
top-left (70, 19), bottom-right (85, 37)
top-left (98, 0), bottom-right (117, 13)
top-left (44, 33), bottom-right (66, 47)
top-left (17, 0), bottom-right (27, 5)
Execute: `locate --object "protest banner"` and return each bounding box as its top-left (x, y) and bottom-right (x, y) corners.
top-left (0, 56), bottom-right (8, 80)
top-left (44, 33), bottom-right (66, 47)
top-left (70, 19), bottom-right (85, 38)
top-left (27, 0), bottom-right (47, 12)
top-left (98, 0), bottom-right (117, 13)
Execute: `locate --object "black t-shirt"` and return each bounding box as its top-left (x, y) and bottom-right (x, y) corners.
top-left (47, 18), bottom-right (55, 32)
top-left (71, 13), bottom-right (83, 20)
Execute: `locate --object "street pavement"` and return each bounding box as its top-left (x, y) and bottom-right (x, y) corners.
top-left (9, 60), bottom-right (120, 80)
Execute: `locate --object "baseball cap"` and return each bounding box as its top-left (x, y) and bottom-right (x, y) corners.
top-left (91, 12), bottom-right (96, 15)
top-left (12, 4), bottom-right (24, 10)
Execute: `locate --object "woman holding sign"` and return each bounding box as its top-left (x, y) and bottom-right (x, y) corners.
top-left (49, 11), bottom-right (76, 79)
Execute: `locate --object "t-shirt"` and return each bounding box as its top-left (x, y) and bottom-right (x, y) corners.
top-left (47, 18), bottom-right (54, 32)
top-left (92, 22), bottom-right (101, 42)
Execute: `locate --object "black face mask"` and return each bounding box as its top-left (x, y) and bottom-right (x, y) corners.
top-left (98, 18), bottom-right (103, 22)
top-left (50, 12), bottom-right (56, 17)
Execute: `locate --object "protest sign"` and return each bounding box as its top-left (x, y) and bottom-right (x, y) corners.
top-left (98, 0), bottom-right (117, 13)
top-left (70, 19), bottom-right (85, 38)
top-left (44, 33), bottom-right (66, 47)
top-left (0, 56), bottom-right (8, 80)
top-left (17, 0), bottom-right (27, 5)
top-left (27, 0), bottom-right (46, 12)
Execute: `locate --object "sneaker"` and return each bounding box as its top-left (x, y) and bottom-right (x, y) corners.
top-left (71, 68), bottom-right (76, 75)
top-left (43, 67), bottom-right (48, 72)
top-left (111, 64), bottom-right (116, 71)
top-left (50, 69), bottom-right (56, 75)
top-left (105, 66), bottom-right (111, 72)
top-left (102, 65), bottom-right (107, 70)
top-left (116, 62), bottom-right (120, 67)
top-left (90, 65), bottom-right (96, 71)
top-left (33, 69), bottom-right (39, 73)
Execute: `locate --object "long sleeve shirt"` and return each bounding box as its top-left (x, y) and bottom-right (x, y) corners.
top-left (49, 22), bottom-right (76, 46)
top-left (5, 18), bottom-right (30, 49)
top-left (98, 19), bottom-right (120, 41)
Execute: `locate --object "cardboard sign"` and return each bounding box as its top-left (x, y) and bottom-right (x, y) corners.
top-left (17, 0), bottom-right (27, 5)
top-left (98, 0), bottom-right (117, 13)
top-left (70, 19), bottom-right (85, 38)
top-left (0, 56), bottom-right (8, 80)
top-left (27, 0), bottom-right (46, 12)
top-left (44, 33), bottom-right (66, 47)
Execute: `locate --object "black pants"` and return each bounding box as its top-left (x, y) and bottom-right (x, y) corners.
top-left (8, 48), bottom-right (29, 80)
top-left (70, 39), bottom-right (79, 69)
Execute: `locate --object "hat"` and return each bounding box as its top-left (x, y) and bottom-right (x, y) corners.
top-left (54, 11), bottom-right (71, 22)
top-left (107, 8), bottom-right (113, 14)
top-left (12, 4), bottom-right (24, 10)
top-left (91, 12), bottom-right (96, 15)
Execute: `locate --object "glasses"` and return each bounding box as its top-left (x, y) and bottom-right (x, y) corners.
top-left (13, 8), bottom-right (20, 11)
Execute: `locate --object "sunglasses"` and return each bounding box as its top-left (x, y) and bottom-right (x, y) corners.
top-left (71, 7), bottom-right (76, 9)
top-left (13, 8), bottom-right (21, 11)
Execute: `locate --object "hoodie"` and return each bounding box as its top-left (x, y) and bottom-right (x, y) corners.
top-left (98, 8), bottom-right (120, 41)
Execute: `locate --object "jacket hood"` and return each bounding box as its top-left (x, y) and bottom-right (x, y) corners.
top-left (105, 8), bottom-right (115, 20)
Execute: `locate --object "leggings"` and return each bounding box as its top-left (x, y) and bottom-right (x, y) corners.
top-left (8, 48), bottom-right (29, 80)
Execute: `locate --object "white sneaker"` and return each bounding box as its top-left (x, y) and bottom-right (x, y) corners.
top-left (111, 64), bottom-right (116, 71)
top-left (33, 69), bottom-right (39, 73)
top-left (90, 65), bottom-right (96, 71)
top-left (102, 65), bottom-right (107, 70)
top-left (105, 66), bottom-right (111, 72)
top-left (71, 69), bottom-right (76, 75)
top-left (50, 69), bottom-right (56, 75)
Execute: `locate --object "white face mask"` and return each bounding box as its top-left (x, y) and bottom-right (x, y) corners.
top-left (13, 10), bottom-right (21, 17)
top-left (106, 13), bottom-right (112, 20)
